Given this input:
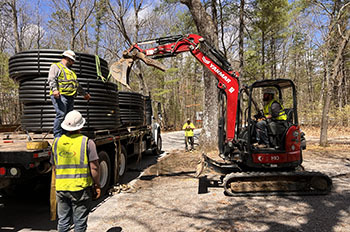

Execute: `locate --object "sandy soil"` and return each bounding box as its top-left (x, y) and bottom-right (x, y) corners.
top-left (88, 130), bottom-right (350, 232)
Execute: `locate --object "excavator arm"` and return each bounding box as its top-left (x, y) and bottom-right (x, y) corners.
top-left (110, 34), bottom-right (240, 143)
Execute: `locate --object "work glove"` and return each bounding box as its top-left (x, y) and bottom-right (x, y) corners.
top-left (53, 90), bottom-right (60, 99)
top-left (93, 185), bottom-right (101, 200)
top-left (84, 93), bottom-right (91, 101)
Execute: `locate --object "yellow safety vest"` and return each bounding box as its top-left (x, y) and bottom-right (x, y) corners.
top-left (52, 134), bottom-right (93, 191)
top-left (263, 99), bottom-right (287, 121)
top-left (50, 62), bottom-right (78, 96)
top-left (183, 122), bottom-right (195, 137)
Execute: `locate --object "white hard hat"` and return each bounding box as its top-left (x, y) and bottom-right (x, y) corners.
top-left (263, 88), bottom-right (276, 95)
top-left (61, 110), bottom-right (85, 131)
top-left (62, 50), bottom-right (76, 61)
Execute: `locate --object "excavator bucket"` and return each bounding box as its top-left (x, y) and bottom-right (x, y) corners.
top-left (110, 50), bottom-right (166, 88)
top-left (110, 57), bottom-right (133, 89)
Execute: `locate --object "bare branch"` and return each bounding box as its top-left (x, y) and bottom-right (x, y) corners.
top-left (313, 0), bottom-right (332, 16)
top-left (72, 0), bottom-right (96, 43)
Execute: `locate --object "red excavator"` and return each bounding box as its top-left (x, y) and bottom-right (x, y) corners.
top-left (111, 34), bottom-right (332, 196)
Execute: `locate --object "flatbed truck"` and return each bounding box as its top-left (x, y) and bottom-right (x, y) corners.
top-left (0, 121), bottom-right (162, 196)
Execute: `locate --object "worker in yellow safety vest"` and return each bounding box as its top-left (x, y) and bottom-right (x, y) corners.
top-left (182, 118), bottom-right (195, 152)
top-left (255, 88), bottom-right (287, 148)
top-left (48, 50), bottom-right (91, 137)
top-left (51, 110), bottom-right (100, 232)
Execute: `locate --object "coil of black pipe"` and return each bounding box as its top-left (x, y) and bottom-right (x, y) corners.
top-left (144, 96), bottom-right (153, 125)
top-left (9, 50), bottom-right (121, 132)
top-left (9, 50), bottom-right (109, 82)
top-left (118, 91), bottom-right (145, 126)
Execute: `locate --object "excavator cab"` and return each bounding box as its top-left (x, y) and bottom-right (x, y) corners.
top-left (201, 79), bottom-right (331, 196)
top-left (235, 79), bottom-right (306, 170)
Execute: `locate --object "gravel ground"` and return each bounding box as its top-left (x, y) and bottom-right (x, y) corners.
top-left (87, 132), bottom-right (350, 232)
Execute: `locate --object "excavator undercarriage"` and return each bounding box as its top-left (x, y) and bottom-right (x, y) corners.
top-left (197, 154), bottom-right (332, 196)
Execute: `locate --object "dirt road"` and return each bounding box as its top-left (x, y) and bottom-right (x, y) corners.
top-left (87, 133), bottom-right (350, 232)
top-left (1, 130), bottom-right (348, 232)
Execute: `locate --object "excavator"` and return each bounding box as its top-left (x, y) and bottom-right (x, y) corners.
top-left (110, 34), bottom-right (332, 196)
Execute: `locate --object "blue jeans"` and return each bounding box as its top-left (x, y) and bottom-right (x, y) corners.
top-left (256, 120), bottom-right (269, 145)
top-left (51, 95), bottom-right (74, 137)
top-left (185, 136), bottom-right (194, 151)
top-left (56, 188), bottom-right (93, 232)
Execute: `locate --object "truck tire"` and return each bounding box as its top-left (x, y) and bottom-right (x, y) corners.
top-left (153, 134), bottom-right (162, 155)
top-left (119, 146), bottom-right (128, 178)
top-left (98, 151), bottom-right (111, 196)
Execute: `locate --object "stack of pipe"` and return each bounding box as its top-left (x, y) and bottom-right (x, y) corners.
top-left (9, 50), bottom-right (121, 132)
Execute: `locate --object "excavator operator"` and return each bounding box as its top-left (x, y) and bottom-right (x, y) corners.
top-left (255, 88), bottom-right (287, 148)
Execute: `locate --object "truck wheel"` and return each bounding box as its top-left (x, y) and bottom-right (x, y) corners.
top-left (153, 135), bottom-right (162, 155)
top-left (119, 146), bottom-right (128, 178)
top-left (98, 151), bottom-right (111, 196)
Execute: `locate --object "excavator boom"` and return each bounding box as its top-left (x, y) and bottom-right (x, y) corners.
top-left (110, 34), bottom-right (240, 142)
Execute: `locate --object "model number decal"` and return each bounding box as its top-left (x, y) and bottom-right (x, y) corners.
top-left (209, 63), bottom-right (231, 84)
top-left (202, 56), bottom-right (232, 85)
top-left (202, 56), bottom-right (210, 64)
top-left (257, 155), bottom-right (280, 162)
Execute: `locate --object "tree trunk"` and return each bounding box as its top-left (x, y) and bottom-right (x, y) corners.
top-left (320, 29), bottom-right (350, 146)
top-left (218, 0), bottom-right (227, 57)
top-left (180, 0), bottom-right (219, 150)
top-left (69, 1), bottom-right (76, 50)
top-left (273, 38), bottom-right (276, 79)
top-left (239, 0), bottom-right (245, 81)
top-left (261, 30), bottom-right (265, 79)
top-left (319, 59), bottom-right (326, 102)
top-left (9, 0), bottom-right (21, 53)
top-left (133, 0), bottom-right (148, 95)
top-left (306, 46), bottom-right (314, 109)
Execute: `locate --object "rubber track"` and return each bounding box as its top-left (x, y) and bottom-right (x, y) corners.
top-left (222, 171), bottom-right (333, 196)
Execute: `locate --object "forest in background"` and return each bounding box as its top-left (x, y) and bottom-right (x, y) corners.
top-left (0, 0), bottom-right (349, 146)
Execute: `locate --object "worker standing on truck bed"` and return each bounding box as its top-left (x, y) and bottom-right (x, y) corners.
top-left (48, 50), bottom-right (91, 137)
top-left (51, 110), bottom-right (100, 232)
top-left (183, 118), bottom-right (195, 152)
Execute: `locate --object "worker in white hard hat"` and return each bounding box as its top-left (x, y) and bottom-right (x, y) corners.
top-left (51, 110), bottom-right (100, 232)
top-left (48, 50), bottom-right (91, 137)
top-left (182, 118), bottom-right (195, 152)
top-left (255, 88), bottom-right (287, 148)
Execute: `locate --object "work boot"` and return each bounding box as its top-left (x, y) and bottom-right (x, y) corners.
top-left (257, 144), bottom-right (268, 149)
